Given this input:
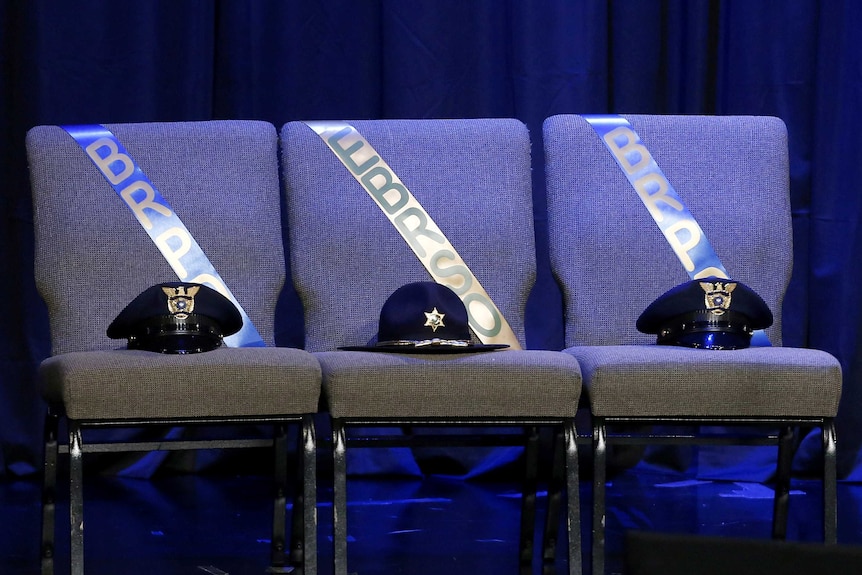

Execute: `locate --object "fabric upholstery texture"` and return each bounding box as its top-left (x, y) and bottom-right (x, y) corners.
top-left (569, 345), bottom-right (840, 418)
top-left (543, 114), bottom-right (842, 417)
top-left (27, 120), bottom-right (322, 420)
top-left (28, 121), bottom-right (285, 354)
top-left (545, 114), bottom-right (791, 347)
top-left (281, 118), bottom-right (582, 418)
top-left (39, 347), bottom-right (321, 421)
top-left (282, 119), bottom-right (535, 351)
top-left (316, 349), bottom-right (580, 419)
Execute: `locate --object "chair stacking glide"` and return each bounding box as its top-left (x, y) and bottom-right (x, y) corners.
top-left (543, 114), bottom-right (842, 575)
top-left (26, 121), bottom-right (322, 575)
top-left (281, 118), bottom-right (584, 575)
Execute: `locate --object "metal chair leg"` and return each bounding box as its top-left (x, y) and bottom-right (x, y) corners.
top-left (823, 419), bottom-right (838, 543)
top-left (69, 422), bottom-right (85, 575)
top-left (520, 426), bottom-right (539, 575)
top-left (332, 419), bottom-right (348, 575)
top-left (280, 416), bottom-right (318, 575)
top-left (542, 428), bottom-right (565, 575)
top-left (41, 410), bottom-right (59, 575)
top-left (771, 425), bottom-right (794, 540)
top-left (592, 419), bottom-right (607, 575)
top-left (302, 415), bottom-right (318, 575)
top-left (268, 425), bottom-right (290, 573)
top-left (565, 419), bottom-right (582, 575)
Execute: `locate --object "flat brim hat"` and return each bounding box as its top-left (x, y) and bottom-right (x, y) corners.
top-left (340, 281), bottom-right (509, 353)
top-left (107, 282), bottom-right (243, 354)
top-left (636, 277), bottom-right (773, 350)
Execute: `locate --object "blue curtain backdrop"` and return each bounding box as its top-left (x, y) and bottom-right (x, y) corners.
top-left (1, 0), bottom-right (861, 480)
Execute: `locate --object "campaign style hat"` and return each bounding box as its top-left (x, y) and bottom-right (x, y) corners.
top-left (636, 278), bottom-right (773, 350)
top-left (340, 281), bottom-right (509, 353)
top-left (107, 282), bottom-right (243, 354)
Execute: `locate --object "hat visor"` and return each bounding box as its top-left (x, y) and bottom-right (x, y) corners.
top-left (128, 332), bottom-right (224, 354)
top-left (658, 330), bottom-right (752, 350)
top-left (339, 340), bottom-right (509, 354)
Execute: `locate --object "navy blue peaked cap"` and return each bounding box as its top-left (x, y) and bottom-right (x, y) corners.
top-left (108, 282), bottom-right (242, 354)
top-left (340, 281), bottom-right (508, 353)
top-left (636, 278), bottom-right (773, 350)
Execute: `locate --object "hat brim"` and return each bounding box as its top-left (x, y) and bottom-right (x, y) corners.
top-left (659, 330), bottom-right (753, 350)
top-left (339, 343), bottom-right (509, 354)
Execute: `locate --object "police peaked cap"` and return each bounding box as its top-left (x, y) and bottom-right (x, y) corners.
top-left (340, 281), bottom-right (509, 353)
top-left (636, 277), bottom-right (773, 350)
top-left (108, 282), bottom-right (243, 354)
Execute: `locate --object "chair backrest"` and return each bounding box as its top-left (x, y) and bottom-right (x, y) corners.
top-left (280, 119), bottom-right (536, 352)
top-left (27, 120), bottom-right (285, 355)
top-left (544, 114), bottom-right (792, 347)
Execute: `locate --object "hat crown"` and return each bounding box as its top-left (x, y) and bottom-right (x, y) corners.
top-left (107, 282), bottom-right (243, 353)
top-left (377, 282), bottom-right (470, 343)
top-left (636, 277), bottom-right (773, 350)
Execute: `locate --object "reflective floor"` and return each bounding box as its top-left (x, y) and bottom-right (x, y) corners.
top-left (3, 459), bottom-right (862, 574)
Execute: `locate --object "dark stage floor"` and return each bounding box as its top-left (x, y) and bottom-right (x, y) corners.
top-left (3, 461), bottom-right (862, 574)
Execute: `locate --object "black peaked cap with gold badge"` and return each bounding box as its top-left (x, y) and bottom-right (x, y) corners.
top-left (340, 281), bottom-right (509, 353)
top-left (108, 282), bottom-right (243, 354)
top-left (636, 277), bottom-right (773, 350)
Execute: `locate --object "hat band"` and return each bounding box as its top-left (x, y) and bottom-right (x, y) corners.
top-left (656, 310), bottom-right (754, 350)
top-left (127, 313), bottom-right (224, 354)
top-left (376, 338), bottom-right (472, 349)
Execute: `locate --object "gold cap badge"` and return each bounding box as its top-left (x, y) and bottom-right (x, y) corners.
top-left (162, 285), bottom-right (200, 320)
top-left (699, 281), bottom-right (736, 315)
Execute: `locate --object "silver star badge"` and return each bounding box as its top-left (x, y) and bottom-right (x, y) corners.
top-left (424, 307), bottom-right (445, 332)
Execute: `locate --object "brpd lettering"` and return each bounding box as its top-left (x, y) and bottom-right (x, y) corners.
top-left (322, 124), bottom-right (504, 340)
top-left (119, 180), bottom-right (172, 230)
top-left (85, 137), bottom-right (135, 184)
top-left (603, 125), bottom-right (727, 279)
top-left (84, 135), bottom-right (199, 284)
top-left (65, 124), bottom-right (264, 347)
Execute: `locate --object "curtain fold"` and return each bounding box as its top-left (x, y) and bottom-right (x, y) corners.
top-left (1, 0), bottom-right (860, 481)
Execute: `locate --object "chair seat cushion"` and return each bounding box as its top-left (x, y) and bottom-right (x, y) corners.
top-left (315, 349), bottom-right (582, 419)
top-left (39, 347), bottom-right (322, 421)
top-left (565, 345), bottom-right (841, 418)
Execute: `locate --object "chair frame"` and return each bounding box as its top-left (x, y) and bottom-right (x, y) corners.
top-left (540, 113), bottom-right (841, 575)
top-left (330, 416), bottom-right (581, 575)
top-left (590, 416), bottom-right (837, 575)
top-left (28, 119), bottom-right (320, 575)
top-left (280, 116), bottom-right (584, 574)
top-left (40, 409), bottom-right (317, 575)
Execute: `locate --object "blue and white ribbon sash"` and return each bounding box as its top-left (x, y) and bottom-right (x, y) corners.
top-left (62, 124), bottom-right (265, 348)
top-left (304, 121), bottom-right (522, 349)
top-left (583, 114), bottom-right (770, 346)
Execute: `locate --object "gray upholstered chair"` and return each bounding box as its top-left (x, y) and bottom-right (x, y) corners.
top-left (281, 118), bottom-right (583, 575)
top-left (26, 121), bottom-right (321, 575)
top-left (543, 114), bottom-right (842, 575)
